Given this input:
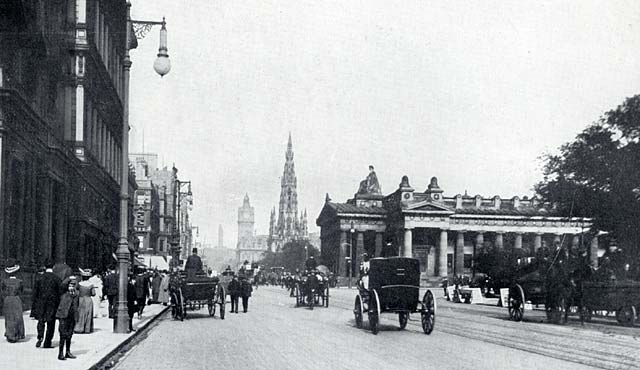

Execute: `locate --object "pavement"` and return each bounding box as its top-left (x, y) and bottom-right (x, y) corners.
top-left (111, 286), bottom-right (640, 370)
top-left (0, 299), bottom-right (168, 370)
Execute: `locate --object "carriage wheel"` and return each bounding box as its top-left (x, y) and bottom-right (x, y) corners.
top-left (616, 306), bottom-right (636, 327)
top-left (546, 297), bottom-right (566, 324)
top-left (369, 289), bottom-right (380, 335)
top-left (324, 285), bottom-right (330, 308)
top-left (508, 284), bottom-right (525, 322)
top-left (308, 290), bottom-right (315, 310)
top-left (354, 296), bottom-right (363, 329)
top-left (399, 312), bottom-right (409, 330)
top-left (421, 290), bottom-right (436, 335)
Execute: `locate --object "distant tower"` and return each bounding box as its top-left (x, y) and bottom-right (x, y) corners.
top-left (218, 224), bottom-right (224, 248)
top-left (237, 194), bottom-right (255, 251)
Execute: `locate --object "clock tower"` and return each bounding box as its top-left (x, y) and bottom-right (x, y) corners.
top-left (237, 193), bottom-right (255, 250)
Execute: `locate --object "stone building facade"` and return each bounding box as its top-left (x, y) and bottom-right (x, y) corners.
top-left (317, 173), bottom-right (598, 278)
top-left (237, 194), bottom-right (269, 266)
top-left (0, 0), bottom-right (136, 286)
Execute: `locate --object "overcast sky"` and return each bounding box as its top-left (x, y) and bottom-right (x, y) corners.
top-left (128, 0), bottom-right (640, 248)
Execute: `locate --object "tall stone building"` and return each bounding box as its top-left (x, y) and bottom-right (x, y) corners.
top-left (237, 194), bottom-right (269, 265)
top-left (0, 1), bottom-right (137, 286)
top-left (268, 134), bottom-right (309, 251)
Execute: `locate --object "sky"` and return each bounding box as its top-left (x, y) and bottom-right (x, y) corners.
top-left (128, 0), bottom-right (640, 248)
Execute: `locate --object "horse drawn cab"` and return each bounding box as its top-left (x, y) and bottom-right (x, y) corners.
top-left (169, 269), bottom-right (226, 321)
top-left (354, 257), bottom-right (436, 335)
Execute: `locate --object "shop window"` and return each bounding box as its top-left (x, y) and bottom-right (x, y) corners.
top-left (464, 254), bottom-right (473, 268)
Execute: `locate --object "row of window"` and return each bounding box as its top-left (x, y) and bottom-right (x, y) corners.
top-left (92, 1), bottom-right (124, 101)
top-left (85, 99), bottom-right (122, 183)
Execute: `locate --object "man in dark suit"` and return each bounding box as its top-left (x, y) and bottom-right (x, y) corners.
top-left (228, 276), bottom-right (241, 313)
top-left (33, 259), bottom-right (61, 348)
top-left (240, 276), bottom-right (253, 313)
top-left (103, 266), bottom-right (118, 319)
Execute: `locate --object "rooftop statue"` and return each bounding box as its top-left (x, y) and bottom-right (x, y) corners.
top-left (357, 165), bottom-right (381, 195)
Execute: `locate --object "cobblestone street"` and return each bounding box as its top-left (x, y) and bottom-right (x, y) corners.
top-left (113, 287), bottom-right (638, 370)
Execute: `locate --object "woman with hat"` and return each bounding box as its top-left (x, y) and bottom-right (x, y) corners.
top-left (2, 259), bottom-right (25, 342)
top-left (74, 268), bottom-right (96, 333)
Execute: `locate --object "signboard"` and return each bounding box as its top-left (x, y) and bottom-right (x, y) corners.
top-left (500, 288), bottom-right (510, 307)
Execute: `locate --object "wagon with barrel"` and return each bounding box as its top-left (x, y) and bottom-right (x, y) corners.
top-left (293, 270), bottom-right (329, 309)
top-left (353, 257), bottom-right (436, 335)
top-left (169, 271), bottom-right (226, 321)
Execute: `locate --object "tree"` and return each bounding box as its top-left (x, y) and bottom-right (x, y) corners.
top-left (535, 95), bottom-right (640, 269)
top-left (256, 240), bottom-right (319, 272)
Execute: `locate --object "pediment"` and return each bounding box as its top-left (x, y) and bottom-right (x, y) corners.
top-left (404, 201), bottom-right (454, 213)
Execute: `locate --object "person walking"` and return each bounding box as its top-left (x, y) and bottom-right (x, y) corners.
top-left (127, 275), bottom-right (138, 332)
top-left (88, 270), bottom-right (103, 318)
top-left (134, 269), bottom-right (149, 318)
top-left (158, 270), bottom-right (170, 305)
top-left (240, 276), bottom-right (253, 313)
top-left (33, 259), bottom-right (61, 348)
top-left (2, 260), bottom-right (25, 343)
top-left (74, 269), bottom-right (95, 333)
top-left (103, 266), bottom-right (118, 319)
top-left (150, 269), bottom-right (162, 304)
top-left (56, 278), bottom-right (78, 360)
top-left (228, 276), bottom-right (241, 314)
top-left (30, 265), bottom-right (45, 318)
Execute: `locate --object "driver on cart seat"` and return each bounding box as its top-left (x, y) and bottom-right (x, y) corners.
top-left (358, 253), bottom-right (371, 292)
top-left (184, 248), bottom-right (204, 278)
top-left (305, 255), bottom-right (317, 272)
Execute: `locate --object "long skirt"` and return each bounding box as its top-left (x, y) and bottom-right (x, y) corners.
top-left (3, 296), bottom-right (25, 342)
top-left (91, 285), bottom-right (103, 318)
top-left (74, 296), bottom-right (94, 333)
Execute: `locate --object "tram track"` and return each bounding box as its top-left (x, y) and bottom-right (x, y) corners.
top-left (326, 291), bottom-right (639, 370)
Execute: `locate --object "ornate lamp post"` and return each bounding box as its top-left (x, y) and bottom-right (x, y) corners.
top-left (115, 2), bottom-right (171, 334)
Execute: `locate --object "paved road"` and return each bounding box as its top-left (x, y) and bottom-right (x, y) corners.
top-left (115, 286), bottom-right (639, 370)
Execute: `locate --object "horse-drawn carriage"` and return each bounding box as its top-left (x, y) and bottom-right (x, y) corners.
top-left (507, 251), bottom-right (640, 326)
top-left (354, 257), bottom-right (436, 335)
top-left (293, 271), bottom-right (329, 309)
top-left (169, 271), bottom-right (226, 321)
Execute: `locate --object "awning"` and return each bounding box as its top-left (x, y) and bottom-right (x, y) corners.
top-left (140, 255), bottom-right (170, 271)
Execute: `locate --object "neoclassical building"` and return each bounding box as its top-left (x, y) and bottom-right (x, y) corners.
top-left (317, 173), bottom-right (598, 278)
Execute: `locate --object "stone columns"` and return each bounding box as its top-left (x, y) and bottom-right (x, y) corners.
top-left (495, 232), bottom-right (504, 250)
top-left (374, 233), bottom-right (383, 257)
top-left (437, 230), bottom-right (448, 277)
top-left (571, 235), bottom-right (580, 251)
top-left (553, 234), bottom-right (562, 248)
top-left (356, 232), bottom-right (364, 270)
top-left (455, 232), bottom-right (465, 275)
top-left (402, 228), bottom-right (413, 258)
top-left (590, 236), bottom-right (599, 268)
top-left (339, 230), bottom-right (348, 277)
top-left (475, 232), bottom-right (484, 250)
top-left (534, 233), bottom-right (542, 252)
top-left (514, 232), bottom-right (523, 249)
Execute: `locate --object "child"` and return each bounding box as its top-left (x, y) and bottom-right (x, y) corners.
top-left (56, 278), bottom-right (79, 360)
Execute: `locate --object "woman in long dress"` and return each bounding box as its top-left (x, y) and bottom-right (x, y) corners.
top-left (158, 270), bottom-right (170, 305)
top-left (2, 262), bottom-right (25, 342)
top-left (88, 272), bottom-right (103, 318)
top-left (74, 269), bottom-right (95, 333)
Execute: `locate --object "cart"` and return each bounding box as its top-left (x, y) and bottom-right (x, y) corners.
top-left (353, 257), bottom-right (436, 335)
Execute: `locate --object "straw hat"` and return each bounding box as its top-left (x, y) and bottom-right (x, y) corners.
top-left (4, 258), bottom-right (19, 274)
top-left (78, 268), bottom-right (92, 277)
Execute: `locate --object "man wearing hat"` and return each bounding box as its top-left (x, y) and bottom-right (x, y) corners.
top-left (240, 275), bottom-right (253, 313)
top-left (2, 260), bottom-right (25, 343)
top-left (184, 248), bottom-right (203, 278)
top-left (103, 266), bottom-right (118, 318)
top-left (33, 259), bottom-right (61, 348)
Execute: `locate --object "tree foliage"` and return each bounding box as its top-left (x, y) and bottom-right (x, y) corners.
top-left (535, 95), bottom-right (640, 260)
top-left (257, 240), bottom-right (319, 272)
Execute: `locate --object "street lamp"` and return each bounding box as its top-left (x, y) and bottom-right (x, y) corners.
top-left (115, 2), bottom-right (171, 334)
